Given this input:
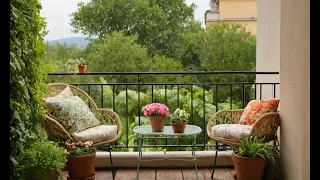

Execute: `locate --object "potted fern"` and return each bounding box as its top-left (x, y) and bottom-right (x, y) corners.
top-left (232, 136), bottom-right (280, 180)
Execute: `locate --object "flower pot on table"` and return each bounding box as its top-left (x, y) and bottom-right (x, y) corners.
top-left (148, 116), bottom-right (166, 132)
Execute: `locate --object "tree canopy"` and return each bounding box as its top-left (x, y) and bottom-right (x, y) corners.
top-left (70, 0), bottom-right (202, 58)
top-left (87, 31), bottom-right (151, 72)
top-left (199, 23), bottom-right (256, 73)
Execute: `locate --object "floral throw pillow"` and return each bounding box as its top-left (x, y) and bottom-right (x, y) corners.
top-left (45, 96), bottom-right (101, 133)
top-left (239, 98), bottom-right (280, 125)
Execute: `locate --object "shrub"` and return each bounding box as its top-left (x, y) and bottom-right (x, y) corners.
top-left (17, 138), bottom-right (67, 180)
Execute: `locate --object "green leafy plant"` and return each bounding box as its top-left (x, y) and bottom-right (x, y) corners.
top-left (235, 136), bottom-right (280, 175)
top-left (169, 107), bottom-right (190, 123)
top-left (65, 58), bottom-right (86, 73)
top-left (10, 0), bottom-right (48, 178)
top-left (17, 138), bottom-right (67, 180)
top-left (64, 140), bottom-right (96, 156)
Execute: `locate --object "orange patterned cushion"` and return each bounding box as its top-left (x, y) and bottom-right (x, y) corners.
top-left (239, 98), bottom-right (280, 125)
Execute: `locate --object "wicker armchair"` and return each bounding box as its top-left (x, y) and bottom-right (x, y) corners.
top-left (44, 83), bottom-right (122, 179)
top-left (206, 109), bottom-right (280, 178)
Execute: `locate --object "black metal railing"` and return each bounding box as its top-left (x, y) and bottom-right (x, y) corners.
top-left (46, 71), bottom-right (279, 151)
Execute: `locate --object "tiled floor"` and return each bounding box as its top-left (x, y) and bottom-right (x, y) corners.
top-left (62, 167), bottom-right (235, 180)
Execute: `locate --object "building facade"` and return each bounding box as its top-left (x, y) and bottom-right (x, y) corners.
top-left (205, 0), bottom-right (257, 35)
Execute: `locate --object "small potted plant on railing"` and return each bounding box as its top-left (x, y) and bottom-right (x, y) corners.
top-left (141, 103), bottom-right (170, 132)
top-left (64, 140), bottom-right (96, 180)
top-left (65, 58), bottom-right (87, 74)
top-left (169, 107), bottom-right (190, 133)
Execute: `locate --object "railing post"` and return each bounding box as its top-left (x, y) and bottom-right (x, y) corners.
top-left (138, 74), bottom-right (141, 126)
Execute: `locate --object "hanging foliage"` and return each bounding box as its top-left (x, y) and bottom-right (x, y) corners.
top-left (10, 0), bottom-right (48, 178)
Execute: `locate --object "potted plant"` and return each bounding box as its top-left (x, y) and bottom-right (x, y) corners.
top-left (77, 58), bottom-right (87, 73)
top-left (141, 103), bottom-right (170, 132)
top-left (64, 140), bottom-right (96, 180)
top-left (232, 136), bottom-right (280, 180)
top-left (17, 137), bottom-right (67, 180)
top-left (65, 58), bottom-right (87, 74)
top-left (169, 107), bottom-right (190, 133)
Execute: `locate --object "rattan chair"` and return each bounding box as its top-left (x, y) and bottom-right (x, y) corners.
top-left (44, 83), bottom-right (122, 179)
top-left (206, 109), bottom-right (280, 179)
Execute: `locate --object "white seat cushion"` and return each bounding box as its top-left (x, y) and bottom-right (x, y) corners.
top-left (211, 124), bottom-right (252, 141)
top-left (72, 125), bottom-right (117, 143)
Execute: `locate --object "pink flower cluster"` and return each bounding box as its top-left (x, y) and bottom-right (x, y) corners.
top-left (64, 140), bottom-right (93, 155)
top-left (141, 103), bottom-right (169, 117)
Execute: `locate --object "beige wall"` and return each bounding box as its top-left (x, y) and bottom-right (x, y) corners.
top-left (205, 0), bottom-right (257, 34)
top-left (280, 0), bottom-right (310, 180)
top-left (220, 0), bottom-right (257, 19)
top-left (256, 0), bottom-right (280, 100)
top-left (206, 20), bottom-right (257, 35)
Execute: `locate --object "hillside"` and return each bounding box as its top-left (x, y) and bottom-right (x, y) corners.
top-left (47, 37), bottom-right (90, 48)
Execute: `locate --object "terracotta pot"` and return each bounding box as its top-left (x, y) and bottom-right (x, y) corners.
top-left (148, 116), bottom-right (166, 132)
top-left (67, 152), bottom-right (96, 179)
top-left (78, 64), bottom-right (87, 73)
top-left (171, 121), bottom-right (187, 133)
top-left (232, 152), bottom-right (266, 180)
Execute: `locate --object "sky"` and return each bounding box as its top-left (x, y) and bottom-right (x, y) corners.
top-left (40, 0), bottom-right (210, 41)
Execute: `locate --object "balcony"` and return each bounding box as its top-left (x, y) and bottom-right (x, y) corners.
top-left (46, 71), bottom-right (279, 175)
top-left (10, 0), bottom-right (310, 178)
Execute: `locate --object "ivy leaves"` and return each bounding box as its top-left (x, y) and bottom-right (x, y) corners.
top-left (10, 0), bottom-right (48, 179)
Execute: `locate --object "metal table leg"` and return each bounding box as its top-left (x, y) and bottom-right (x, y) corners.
top-left (136, 137), bottom-right (143, 180)
top-left (192, 136), bottom-right (199, 180)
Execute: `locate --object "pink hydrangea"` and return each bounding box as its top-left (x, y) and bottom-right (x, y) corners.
top-left (141, 103), bottom-right (169, 117)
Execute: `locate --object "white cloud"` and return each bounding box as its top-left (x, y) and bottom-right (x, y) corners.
top-left (40, 0), bottom-right (210, 41)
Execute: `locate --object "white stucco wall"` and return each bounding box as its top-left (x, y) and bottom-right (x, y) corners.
top-left (280, 0), bottom-right (310, 179)
top-left (256, 0), bottom-right (280, 100)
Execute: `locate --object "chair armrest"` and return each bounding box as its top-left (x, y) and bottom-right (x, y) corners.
top-left (250, 112), bottom-right (280, 140)
top-left (44, 115), bottom-right (73, 142)
top-left (206, 109), bottom-right (244, 137)
top-left (96, 108), bottom-right (122, 139)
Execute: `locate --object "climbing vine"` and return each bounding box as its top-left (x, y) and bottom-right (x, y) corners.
top-left (10, 0), bottom-right (47, 179)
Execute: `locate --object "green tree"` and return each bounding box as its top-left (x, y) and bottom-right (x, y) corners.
top-left (70, 0), bottom-right (201, 58)
top-left (144, 54), bottom-right (193, 83)
top-left (199, 23), bottom-right (256, 81)
top-left (198, 23), bottom-right (257, 104)
top-left (43, 43), bottom-right (84, 72)
top-left (84, 31), bottom-right (188, 84)
top-left (177, 30), bottom-right (204, 71)
top-left (10, 0), bottom-right (48, 179)
top-left (87, 31), bottom-right (151, 73)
